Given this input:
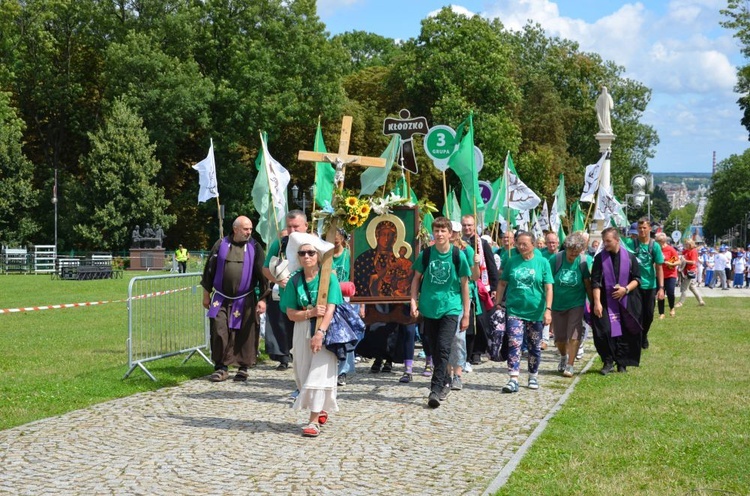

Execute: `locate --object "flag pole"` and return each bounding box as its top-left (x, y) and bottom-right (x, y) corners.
top-left (216, 195), bottom-right (223, 239)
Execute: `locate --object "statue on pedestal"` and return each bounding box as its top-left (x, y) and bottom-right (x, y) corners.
top-left (131, 225), bottom-right (142, 248)
top-left (596, 85), bottom-right (614, 134)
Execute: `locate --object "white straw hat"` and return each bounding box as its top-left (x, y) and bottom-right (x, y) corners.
top-left (285, 232), bottom-right (334, 274)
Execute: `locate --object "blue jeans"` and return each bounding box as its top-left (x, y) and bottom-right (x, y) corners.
top-left (505, 317), bottom-right (544, 376)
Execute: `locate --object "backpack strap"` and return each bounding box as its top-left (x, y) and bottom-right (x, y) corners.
top-left (451, 245), bottom-right (461, 276)
top-left (279, 235), bottom-right (289, 259)
top-left (554, 251), bottom-right (564, 275)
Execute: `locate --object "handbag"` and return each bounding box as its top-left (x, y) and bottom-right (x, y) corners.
top-left (299, 273), bottom-right (364, 361)
top-left (487, 306), bottom-right (506, 362)
top-left (477, 283), bottom-right (495, 312)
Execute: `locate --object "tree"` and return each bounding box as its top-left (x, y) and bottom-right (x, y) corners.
top-left (0, 92), bottom-right (39, 245)
top-left (333, 30), bottom-right (401, 74)
top-left (650, 185), bottom-right (672, 222)
top-left (704, 150), bottom-right (750, 241)
top-left (722, 1), bottom-right (750, 138)
top-left (72, 98), bottom-right (174, 250)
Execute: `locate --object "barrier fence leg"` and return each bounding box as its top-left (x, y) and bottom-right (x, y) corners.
top-left (123, 362), bottom-right (157, 382)
top-left (181, 347), bottom-right (213, 366)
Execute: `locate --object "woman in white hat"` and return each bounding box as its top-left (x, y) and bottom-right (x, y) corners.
top-left (280, 232), bottom-right (343, 437)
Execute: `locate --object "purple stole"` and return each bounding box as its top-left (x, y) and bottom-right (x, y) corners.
top-left (206, 237), bottom-right (255, 330)
top-left (601, 248), bottom-right (630, 337)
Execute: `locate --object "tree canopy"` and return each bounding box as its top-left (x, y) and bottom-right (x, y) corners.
top-left (0, 2), bottom-right (659, 250)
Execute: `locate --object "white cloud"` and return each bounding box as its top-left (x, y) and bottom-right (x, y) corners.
top-left (427, 4), bottom-right (477, 19)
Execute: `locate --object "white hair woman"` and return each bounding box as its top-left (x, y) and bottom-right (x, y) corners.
top-left (280, 232), bottom-right (343, 437)
top-left (550, 232), bottom-right (592, 377)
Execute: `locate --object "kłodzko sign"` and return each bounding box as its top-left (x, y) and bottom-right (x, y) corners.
top-left (383, 109), bottom-right (428, 174)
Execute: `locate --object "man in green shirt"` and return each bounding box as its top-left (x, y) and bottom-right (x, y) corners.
top-left (623, 218), bottom-right (664, 349)
top-left (539, 232), bottom-right (560, 259)
top-left (411, 217), bottom-right (471, 408)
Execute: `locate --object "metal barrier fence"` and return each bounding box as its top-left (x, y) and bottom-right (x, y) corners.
top-left (125, 273), bottom-right (211, 381)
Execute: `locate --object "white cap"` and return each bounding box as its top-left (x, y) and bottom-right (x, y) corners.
top-left (451, 221), bottom-right (461, 232)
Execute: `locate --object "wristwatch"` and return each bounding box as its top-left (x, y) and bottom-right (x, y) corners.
top-left (316, 328), bottom-right (327, 336)
top-left (625, 287), bottom-right (630, 294)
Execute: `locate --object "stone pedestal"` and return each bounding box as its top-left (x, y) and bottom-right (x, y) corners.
top-left (129, 248), bottom-right (166, 270)
top-left (589, 132), bottom-right (616, 243)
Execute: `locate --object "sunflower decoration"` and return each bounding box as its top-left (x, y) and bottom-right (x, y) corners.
top-left (313, 189), bottom-right (376, 234)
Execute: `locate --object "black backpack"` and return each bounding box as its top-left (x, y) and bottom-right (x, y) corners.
top-left (419, 245), bottom-right (462, 288)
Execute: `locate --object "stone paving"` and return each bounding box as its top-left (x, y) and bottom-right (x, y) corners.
top-left (0, 344), bottom-right (585, 496)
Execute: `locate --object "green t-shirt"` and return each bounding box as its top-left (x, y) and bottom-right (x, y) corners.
top-left (279, 270), bottom-right (343, 313)
top-left (460, 245), bottom-right (482, 316)
top-left (332, 248), bottom-right (350, 282)
top-left (500, 247), bottom-right (543, 272)
top-left (412, 245), bottom-right (471, 319)
top-left (623, 238), bottom-right (664, 290)
top-left (501, 253), bottom-right (554, 321)
top-left (549, 254), bottom-right (590, 312)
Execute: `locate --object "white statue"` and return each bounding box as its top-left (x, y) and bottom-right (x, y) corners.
top-left (595, 85), bottom-right (614, 134)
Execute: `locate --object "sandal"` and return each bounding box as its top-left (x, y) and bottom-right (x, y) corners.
top-left (502, 379), bottom-right (519, 393)
top-left (233, 368), bottom-right (249, 382)
top-left (399, 372), bottom-right (412, 383)
top-left (317, 411), bottom-right (328, 426)
top-left (209, 369), bottom-right (229, 382)
top-left (302, 422), bottom-right (320, 437)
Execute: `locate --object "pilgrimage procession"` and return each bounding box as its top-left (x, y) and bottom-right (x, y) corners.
top-left (1, 1), bottom-right (750, 494)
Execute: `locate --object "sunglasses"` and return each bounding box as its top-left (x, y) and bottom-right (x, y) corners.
top-left (298, 250), bottom-right (317, 257)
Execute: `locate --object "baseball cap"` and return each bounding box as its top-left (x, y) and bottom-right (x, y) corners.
top-left (451, 221), bottom-right (461, 232)
top-left (627, 223), bottom-right (638, 235)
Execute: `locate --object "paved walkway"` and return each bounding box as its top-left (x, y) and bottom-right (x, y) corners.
top-left (0, 344), bottom-right (584, 496)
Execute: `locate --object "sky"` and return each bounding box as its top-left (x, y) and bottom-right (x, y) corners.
top-left (317, 0), bottom-right (749, 174)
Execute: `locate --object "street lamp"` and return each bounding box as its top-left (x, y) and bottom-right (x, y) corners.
top-left (291, 184), bottom-right (315, 213)
top-left (624, 174), bottom-right (650, 221)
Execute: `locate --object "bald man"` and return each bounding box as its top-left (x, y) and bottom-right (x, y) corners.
top-left (202, 216), bottom-right (268, 382)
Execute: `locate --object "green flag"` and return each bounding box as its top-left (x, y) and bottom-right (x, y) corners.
top-left (572, 201), bottom-right (585, 232)
top-left (448, 113), bottom-right (483, 216)
top-left (313, 119), bottom-right (335, 208)
top-left (442, 189), bottom-right (461, 223)
top-left (359, 135), bottom-right (401, 197)
top-left (422, 211), bottom-right (434, 234)
top-left (393, 174), bottom-right (418, 203)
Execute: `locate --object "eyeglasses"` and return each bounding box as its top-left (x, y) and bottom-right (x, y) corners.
top-left (298, 250), bottom-right (317, 257)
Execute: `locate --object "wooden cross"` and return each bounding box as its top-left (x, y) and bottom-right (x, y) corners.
top-left (297, 116), bottom-right (386, 328)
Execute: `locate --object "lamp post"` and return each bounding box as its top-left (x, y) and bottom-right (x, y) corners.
top-left (291, 184), bottom-right (315, 213)
top-left (624, 174), bottom-right (650, 222)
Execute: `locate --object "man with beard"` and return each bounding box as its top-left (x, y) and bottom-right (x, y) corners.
top-left (202, 216), bottom-right (268, 382)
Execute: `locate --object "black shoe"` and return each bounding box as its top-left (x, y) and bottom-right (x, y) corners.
top-left (275, 362), bottom-right (289, 371)
top-left (438, 385), bottom-right (451, 401)
top-left (381, 361), bottom-right (392, 373)
top-left (337, 373), bottom-right (346, 386)
top-left (370, 361), bottom-right (382, 373)
top-left (428, 392), bottom-right (440, 408)
top-left (642, 338), bottom-right (649, 350)
top-left (600, 362), bottom-right (614, 376)
top-left (617, 364), bottom-right (628, 373)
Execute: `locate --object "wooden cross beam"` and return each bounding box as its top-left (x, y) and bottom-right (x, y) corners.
top-left (297, 116), bottom-right (386, 328)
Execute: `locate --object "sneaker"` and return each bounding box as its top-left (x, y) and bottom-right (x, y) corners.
top-left (600, 362), bottom-right (614, 376)
top-left (576, 345), bottom-right (584, 360)
top-left (451, 375), bottom-right (463, 391)
top-left (501, 378), bottom-right (519, 393)
top-left (438, 385), bottom-right (451, 401)
top-left (275, 362), bottom-right (289, 371)
top-left (563, 365), bottom-right (574, 377)
top-left (528, 376), bottom-right (539, 390)
top-left (558, 354), bottom-right (567, 373)
top-left (337, 373), bottom-right (346, 386)
top-left (464, 362), bottom-right (473, 373)
top-left (382, 361), bottom-right (392, 373)
top-left (422, 364), bottom-right (433, 377)
top-left (290, 389), bottom-right (300, 399)
top-left (428, 392), bottom-right (440, 408)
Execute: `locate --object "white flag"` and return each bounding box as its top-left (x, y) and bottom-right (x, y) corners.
top-left (594, 185), bottom-right (618, 220)
top-left (538, 201), bottom-right (550, 231)
top-left (580, 152), bottom-right (606, 203)
top-left (260, 133), bottom-right (290, 227)
top-left (515, 210), bottom-right (529, 232)
top-left (550, 196), bottom-right (561, 233)
top-left (504, 169), bottom-right (541, 211)
top-left (192, 139), bottom-right (219, 203)
top-left (531, 211), bottom-right (544, 240)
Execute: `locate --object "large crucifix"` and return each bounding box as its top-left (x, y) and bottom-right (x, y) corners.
top-left (297, 116), bottom-right (386, 328)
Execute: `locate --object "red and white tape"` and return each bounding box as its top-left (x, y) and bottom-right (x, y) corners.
top-left (0, 287), bottom-right (192, 315)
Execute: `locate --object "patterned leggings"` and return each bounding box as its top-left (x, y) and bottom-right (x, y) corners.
top-left (505, 316), bottom-right (544, 376)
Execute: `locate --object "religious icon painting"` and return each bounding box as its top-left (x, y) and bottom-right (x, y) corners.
top-left (350, 206), bottom-right (419, 303)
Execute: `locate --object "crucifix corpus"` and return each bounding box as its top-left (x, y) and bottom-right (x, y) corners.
top-left (297, 115), bottom-right (386, 328)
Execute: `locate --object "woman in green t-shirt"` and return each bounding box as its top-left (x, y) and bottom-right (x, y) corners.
top-left (281, 233), bottom-right (343, 438)
top-left (550, 232), bottom-right (592, 378)
top-left (495, 231), bottom-right (553, 393)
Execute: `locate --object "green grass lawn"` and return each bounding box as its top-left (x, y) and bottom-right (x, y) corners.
top-left (0, 273), bottom-right (217, 430)
top-left (495, 297), bottom-right (750, 495)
